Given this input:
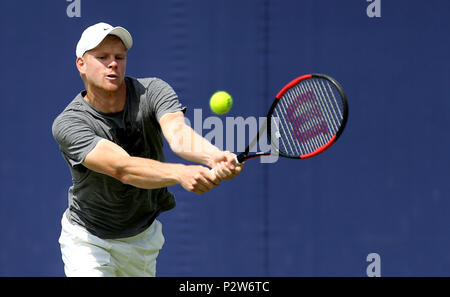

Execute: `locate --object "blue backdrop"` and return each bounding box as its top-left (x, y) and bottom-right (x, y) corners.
top-left (1, 0), bottom-right (449, 276)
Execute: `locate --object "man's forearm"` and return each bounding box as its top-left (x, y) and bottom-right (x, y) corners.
top-left (159, 111), bottom-right (228, 168)
top-left (119, 156), bottom-right (184, 189)
top-left (169, 125), bottom-right (221, 167)
top-left (119, 155), bottom-right (220, 194)
top-left (82, 136), bottom-right (219, 193)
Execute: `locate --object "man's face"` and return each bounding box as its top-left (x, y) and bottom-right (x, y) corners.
top-left (77, 35), bottom-right (127, 93)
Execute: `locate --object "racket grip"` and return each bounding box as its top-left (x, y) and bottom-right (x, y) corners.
top-left (235, 154), bottom-right (246, 165)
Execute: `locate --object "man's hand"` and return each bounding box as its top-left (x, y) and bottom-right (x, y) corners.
top-left (178, 165), bottom-right (221, 194)
top-left (210, 151), bottom-right (243, 181)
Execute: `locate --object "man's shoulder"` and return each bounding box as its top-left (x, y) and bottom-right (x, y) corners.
top-left (52, 94), bottom-right (89, 127)
top-left (127, 76), bottom-right (170, 90)
top-left (59, 93), bottom-right (86, 114)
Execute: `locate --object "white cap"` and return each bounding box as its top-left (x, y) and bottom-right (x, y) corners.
top-left (76, 22), bottom-right (133, 58)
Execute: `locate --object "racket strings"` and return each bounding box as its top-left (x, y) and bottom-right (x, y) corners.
top-left (273, 77), bottom-right (345, 157)
top-left (290, 85), bottom-right (328, 151)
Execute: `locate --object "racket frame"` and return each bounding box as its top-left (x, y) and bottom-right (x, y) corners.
top-left (236, 73), bottom-right (348, 163)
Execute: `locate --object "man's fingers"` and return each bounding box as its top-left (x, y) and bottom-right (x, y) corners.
top-left (213, 162), bottom-right (229, 180)
top-left (199, 172), bottom-right (217, 191)
top-left (209, 168), bottom-right (221, 185)
top-left (182, 165), bottom-right (220, 194)
top-left (224, 152), bottom-right (237, 170)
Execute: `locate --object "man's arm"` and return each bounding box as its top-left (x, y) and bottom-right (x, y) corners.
top-left (159, 111), bottom-right (242, 179)
top-left (82, 138), bottom-right (220, 194)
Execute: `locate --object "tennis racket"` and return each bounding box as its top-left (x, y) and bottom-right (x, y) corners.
top-left (235, 73), bottom-right (348, 164)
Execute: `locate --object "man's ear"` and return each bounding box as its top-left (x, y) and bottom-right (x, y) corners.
top-left (76, 56), bottom-right (86, 74)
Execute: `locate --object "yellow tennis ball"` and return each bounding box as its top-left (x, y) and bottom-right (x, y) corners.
top-left (210, 91), bottom-right (233, 114)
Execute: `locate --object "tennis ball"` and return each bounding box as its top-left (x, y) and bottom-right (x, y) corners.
top-left (210, 91), bottom-right (233, 114)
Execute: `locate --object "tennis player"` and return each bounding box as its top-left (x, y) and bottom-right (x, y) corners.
top-left (52, 22), bottom-right (242, 277)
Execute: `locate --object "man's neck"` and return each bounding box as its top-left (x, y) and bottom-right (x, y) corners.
top-left (84, 82), bottom-right (127, 113)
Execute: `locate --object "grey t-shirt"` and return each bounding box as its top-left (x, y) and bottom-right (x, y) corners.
top-left (52, 77), bottom-right (185, 239)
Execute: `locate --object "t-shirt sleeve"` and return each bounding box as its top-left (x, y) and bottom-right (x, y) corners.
top-left (52, 112), bottom-right (102, 167)
top-left (147, 78), bottom-right (186, 121)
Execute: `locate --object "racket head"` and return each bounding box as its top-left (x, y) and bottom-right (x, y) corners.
top-left (267, 73), bottom-right (348, 159)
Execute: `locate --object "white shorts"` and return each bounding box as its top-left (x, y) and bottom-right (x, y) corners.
top-left (59, 211), bottom-right (165, 277)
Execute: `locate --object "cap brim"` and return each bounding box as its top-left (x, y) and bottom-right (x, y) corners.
top-left (108, 27), bottom-right (133, 50)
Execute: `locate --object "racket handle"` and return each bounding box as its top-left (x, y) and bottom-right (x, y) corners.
top-left (235, 155), bottom-right (242, 166)
top-left (235, 154), bottom-right (245, 165)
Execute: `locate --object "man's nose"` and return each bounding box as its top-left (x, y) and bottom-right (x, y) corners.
top-left (108, 59), bottom-right (118, 68)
